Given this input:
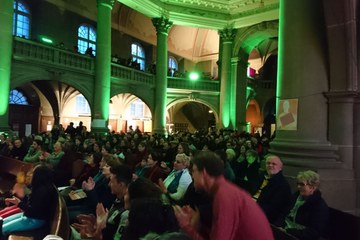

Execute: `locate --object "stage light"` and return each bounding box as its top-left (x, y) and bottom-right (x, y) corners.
top-left (189, 72), bottom-right (199, 81)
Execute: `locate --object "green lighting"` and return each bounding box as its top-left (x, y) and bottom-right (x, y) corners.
top-left (189, 72), bottom-right (199, 81)
top-left (41, 37), bottom-right (53, 44)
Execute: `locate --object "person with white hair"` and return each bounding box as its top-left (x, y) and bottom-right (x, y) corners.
top-left (158, 153), bottom-right (192, 203)
top-left (276, 170), bottom-right (329, 240)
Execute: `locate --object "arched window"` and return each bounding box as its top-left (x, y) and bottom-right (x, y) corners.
top-left (9, 89), bottom-right (29, 105)
top-left (77, 24), bottom-right (96, 55)
top-left (131, 43), bottom-right (145, 71)
top-left (130, 99), bottom-right (144, 118)
top-left (13, 0), bottom-right (31, 39)
top-left (168, 56), bottom-right (178, 76)
top-left (76, 95), bottom-right (91, 114)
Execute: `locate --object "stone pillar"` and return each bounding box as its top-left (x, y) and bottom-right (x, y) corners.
top-left (92, 0), bottom-right (115, 133)
top-left (0, 0), bottom-right (14, 132)
top-left (231, 55), bottom-right (249, 131)
top-left (218, 28), bottom-right (236, 129)
top-left (271, 0), bottom-right (338, 165)
top-left (272, 0), bottom-right (356, 211)
top-left (152, 17), bottom-right (172, 135)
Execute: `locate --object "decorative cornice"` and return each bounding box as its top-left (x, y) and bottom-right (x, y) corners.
top-left (152, 17), bottom-right (173, 35)
top-left (219, 28), bottom-right (236, 42)
top-left (120, 0), bottom-right (279, 30)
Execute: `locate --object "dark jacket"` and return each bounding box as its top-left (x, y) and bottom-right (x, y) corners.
top-left (255, 170), bottom-right (292, 223)
top-left (19, 166), bottom-right (57, 220)
top-left (281, 190), bottom-right (329, 240)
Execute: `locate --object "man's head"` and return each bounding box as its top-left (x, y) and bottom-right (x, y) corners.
top-left (265, 154), bottom-right (283, 176)
top-left (14, 139), bottom-right (22, 148)
top-left (109, 164), bottom-right (133, 198)
top-left (192, 151), bottom-right (224, 191)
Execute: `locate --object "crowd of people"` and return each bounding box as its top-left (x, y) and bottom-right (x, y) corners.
top-left (0, 125), bottom-right (329, 240)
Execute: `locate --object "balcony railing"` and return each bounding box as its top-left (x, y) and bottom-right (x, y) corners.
top-left (168, 77), bottom-right (220, 92)
top-left (12, 37), bottom-right (220, 92)
top-left (13, 37), bottom-right (94, 72)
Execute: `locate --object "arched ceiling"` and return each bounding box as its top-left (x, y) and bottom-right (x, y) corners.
top-left (46, 0), bottom-right (279, 62)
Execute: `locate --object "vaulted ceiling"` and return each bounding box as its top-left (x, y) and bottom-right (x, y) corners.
top-left (46, 0), bottom-right (279, 62)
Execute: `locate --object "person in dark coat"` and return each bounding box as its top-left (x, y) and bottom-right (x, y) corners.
top-left (252, 154), bottom-right (292, 223)
top-left (10, 138), bottom-right (28, 160)
top-left (2, 165), bottom-right (57, 238)
top-left (276, 170), bottom-right (329, 240)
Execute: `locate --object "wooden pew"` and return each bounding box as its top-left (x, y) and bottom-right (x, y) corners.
top-left (0, 155), bottom-right (69, 240)
top-left (8, 188), bottom-right (70, 240)
top-left (323, 207), bottom-right (360, 240)
top-left (0, 155), bottom-right (33, 193)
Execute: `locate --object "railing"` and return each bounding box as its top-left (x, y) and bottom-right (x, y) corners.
top-left (12, 37), bottom-right (220, 92)
top-left (13, 37), bottom-right (94, 72)
top-left (168, 77), bottom-right (220, 92)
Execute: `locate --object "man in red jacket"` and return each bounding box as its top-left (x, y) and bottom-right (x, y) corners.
top-left (174, 151), bottom-right (274, 240)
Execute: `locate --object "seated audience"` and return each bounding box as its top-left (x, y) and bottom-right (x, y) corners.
top-left (122, 198), bottom-right (179, 240)
top-left (143, 150), bottom-right (170, 184)
top-left (71, 164), bottom-right (133, 240)
top-left (237, 149), bottom-right (261, 192)
top-left (276, 170), bottom-right (329, 240)
top-left (66, 155), bottom-right (120, 222)
top-left (23, 139), bottom-right (42, 163)
top-left (41, 141), bottom-right (65, 169)
top-left (2, 165), bottom-right (57, 238)
top-left (252, 154), bottom-right (292, 223)
top-left (173, 151), bottom-right (273, 240)
top-left (10, 138), bottom-right (28, 160)
top-left (158, 153), bottom-right (192, 203)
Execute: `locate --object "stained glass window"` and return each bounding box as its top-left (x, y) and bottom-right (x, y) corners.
top-left (9, 89), bottom-right (29, 105)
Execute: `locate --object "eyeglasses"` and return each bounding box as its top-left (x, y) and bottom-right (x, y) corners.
top-left (296, 182), bottom-right (309, 187)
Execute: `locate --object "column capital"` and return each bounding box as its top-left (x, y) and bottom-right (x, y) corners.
top-left (97, 0), bottom-right (115, 9)
top-left (152, 17), bottom-right (173, 35)
top-left (218, 28), bottom-right (236, 43)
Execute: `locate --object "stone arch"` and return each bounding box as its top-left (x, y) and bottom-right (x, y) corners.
top-left (109, 93), bottom-right (152, 133)
top-left (246, 99), bottom-right (262, 133)
top-left (11, 66), bottom-right (94, 132)
top-left (233, 20), bottom-right (278, 57)
top-left (166, 97), bottom-right (219, 131)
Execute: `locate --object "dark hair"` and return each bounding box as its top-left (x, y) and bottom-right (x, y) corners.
top-left (150, 149), bottom-right (162, 162)
top-left (178, 142), bottom-right (190, 155)
top-left (214, 149), bottom-right (227, 164)
top-left (192, 151), bottom-right (224, 177)
top-left (124, 198), bottom-right (179, 240)
top-left (33, 139), bottom-right (43, 146)
top-left (110, 164), bottom-right (133, 186)
top-left (92, 152), bottom-right (102, 165)
top-left (31, 165), bottom-right (54, 189)
top-left (127, 177), bottom-right (162, 201)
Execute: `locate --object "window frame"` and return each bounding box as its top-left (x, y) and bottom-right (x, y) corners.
top-left (77, 24), bottom-right (97, 55)
top-left (131, 42), bottom-right (145, 71)
top-left (168, 56), bottom-right (178, 76)
top-left (9, 89), bottom-right (29, 105)
top-left (13, 0), bottom-right (31, 39)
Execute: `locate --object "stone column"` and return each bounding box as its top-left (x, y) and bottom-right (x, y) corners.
top-left (231, 54), bottom-right (249, 131)
top-left (92, 0), bottom-right (115, 133)
top-left (271, 0), bottom-right (356, 211)
top-left (152, 17), bottom-right (172, 135)
top-left (271, 0), bottom-right (338, 165)
top-left (0, 0), bottom-right (14, 131)
top-left (218, 28), bottom-right (235, 129)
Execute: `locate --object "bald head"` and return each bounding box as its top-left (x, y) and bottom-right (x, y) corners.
top-left (265, 155), bottom-right (283, 176)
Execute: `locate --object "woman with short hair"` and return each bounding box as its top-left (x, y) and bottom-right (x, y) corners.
top-left (158, 153), bottom-right (192, 203)
top-left (278, 170), bottom-right (329, 240)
